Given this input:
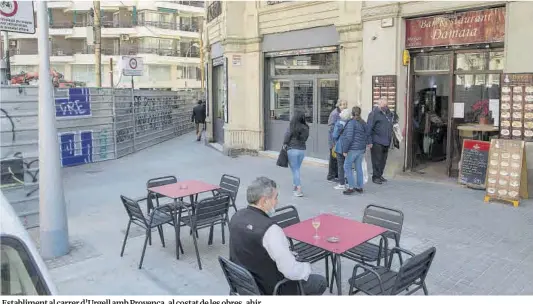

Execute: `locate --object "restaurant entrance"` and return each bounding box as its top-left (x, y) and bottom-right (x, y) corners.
top-left (407, 49), bottom-right (505, 178)
top-left (404, 6), bottom-right (506, 179)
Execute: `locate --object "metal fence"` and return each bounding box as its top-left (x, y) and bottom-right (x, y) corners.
top-left (0, 86), bottom-right (200, 228)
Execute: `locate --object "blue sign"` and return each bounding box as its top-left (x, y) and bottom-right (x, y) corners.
top-left (60, 131), bottom-right (93, 167)
top-left (55, 88), bottom-right (92, 118)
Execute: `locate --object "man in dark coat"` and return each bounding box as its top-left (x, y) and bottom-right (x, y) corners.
top-left (367, 99), bottom-right (398, 184)
top-left (327, 99), bottom-right (348, 182)
top-left (191, 100), bottom-right (206, 141)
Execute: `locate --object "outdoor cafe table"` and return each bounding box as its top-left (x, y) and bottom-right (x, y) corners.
top-left (283, 214), bottom-right (387, 295)
top-left (148, 180), bottom-right (220, 259)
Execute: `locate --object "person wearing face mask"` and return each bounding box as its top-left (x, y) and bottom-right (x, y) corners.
top-left (228, 177), bottom-right (327, 295)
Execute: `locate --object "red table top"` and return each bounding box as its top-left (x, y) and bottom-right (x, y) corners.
top-left (148, 180), bottom-right (220, 199)
top-left (283, 214), bottom-right (387, 254)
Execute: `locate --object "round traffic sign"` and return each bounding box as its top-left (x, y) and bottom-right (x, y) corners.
top-left (128, 58), bottom-right (138, 70)
top-left (0, 0), bottom-right (18, 17)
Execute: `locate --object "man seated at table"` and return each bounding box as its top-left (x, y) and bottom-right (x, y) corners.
top-left (228, 177), bottom-right (327, 295)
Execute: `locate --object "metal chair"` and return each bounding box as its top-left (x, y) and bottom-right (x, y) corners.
top-left (119, 195), bottom-right (182, 269)
top-left (348, 247), bottom-right (436, 295)
top-left (178, 194), bottom-right (231, 270)
top-left (214, 174), bottom-right (240, 213)
top-left (218, 256), bottom-right (304, 295)
top-left (146, 175), bottom-right (178, 212)
top-left (342, 204), bottom-right (404, 267)
top-left (271, 205), bottom-right (332, 287)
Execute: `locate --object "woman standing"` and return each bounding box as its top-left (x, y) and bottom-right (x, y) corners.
top-left (341, 106), bottom-right (371, 195)
top-left (283, 111), bottom-right (309, 197)
top-left (331, 109), bottom-right (353, 190)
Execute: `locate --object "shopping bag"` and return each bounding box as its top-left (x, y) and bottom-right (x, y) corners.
top-left (331, 148), bottom-right (337, 158)
top-left (276, 147), bottom-right (289, 168)
top-left (362, 157), bottom-right (369, 184)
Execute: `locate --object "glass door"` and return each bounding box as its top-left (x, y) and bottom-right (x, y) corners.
top-left (293, 80), bottom-right (317, 157)
top-left (265, 80), bottom-right (291, 151)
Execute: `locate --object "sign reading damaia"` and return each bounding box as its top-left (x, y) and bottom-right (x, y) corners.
top-left (405, 7), bottom-right (506, 49)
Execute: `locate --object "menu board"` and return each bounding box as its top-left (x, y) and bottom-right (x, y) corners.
top-left (458, 139), bottom-right (490, 189)
top-left (485, 139), bottom-right (528, 207)
top-left (372, 75), bottom-right (397, 112)
top-left (500, 73), bottom-right (533, 142)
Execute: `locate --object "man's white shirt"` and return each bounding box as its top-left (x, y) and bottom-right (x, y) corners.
top-left (261, 224), bottom-right (311, 281)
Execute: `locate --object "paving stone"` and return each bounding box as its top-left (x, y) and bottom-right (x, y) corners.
top-left (42, 133), bottom-right (533, 295)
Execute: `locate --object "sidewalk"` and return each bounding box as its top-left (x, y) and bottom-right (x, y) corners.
top-left (40, 133), bottom-right (533, 295)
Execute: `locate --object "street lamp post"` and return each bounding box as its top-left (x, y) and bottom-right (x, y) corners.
top-left (36, 1), bottom-right (70, 259)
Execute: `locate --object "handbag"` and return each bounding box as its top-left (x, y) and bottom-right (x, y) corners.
top-left (277, 146), bottom-right (289, 168)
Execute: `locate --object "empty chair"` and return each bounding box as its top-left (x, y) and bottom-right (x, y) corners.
top-left (348, 247), bottom-right (436, 295)
top-left (178, 194), bottom-right (231, 270)
top-left (270, 206), bottom-right (331, 286)
top-left (146, 175), bottom-right (178, 212)
top-left (214, 174), bottom-right (241, 212)
top-left (342, 204), bottom-right (404, 267)
top-left (218, 256), bottom-right (304, 295)
top-left (119, 195), bottom-right (181, 269)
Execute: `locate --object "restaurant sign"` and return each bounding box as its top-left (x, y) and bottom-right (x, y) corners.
top-left (405, 7), bottom-right (505, 49)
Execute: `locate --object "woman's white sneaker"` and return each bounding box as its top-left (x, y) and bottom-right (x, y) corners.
top-left (334, 184), bottom-right (346, 190)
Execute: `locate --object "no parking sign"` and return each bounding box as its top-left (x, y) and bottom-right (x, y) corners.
top-left (121, 56), bottom-right (144, 76)
top-left (0, 0), bottom-right (35, 34)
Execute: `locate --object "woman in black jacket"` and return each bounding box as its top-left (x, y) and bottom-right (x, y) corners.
top-left (283, 111), bottom-right (309, 197)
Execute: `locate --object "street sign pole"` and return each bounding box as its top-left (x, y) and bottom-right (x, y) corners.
top-left (36, 0), bottom-right (69, 259)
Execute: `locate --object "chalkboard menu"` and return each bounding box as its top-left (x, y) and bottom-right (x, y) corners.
top-left (372, 75), bottom-right (397, 113)
top-left (484, 139), bottom-right (529, 207)
top-left (458, 139), bottom-right (490, 188)
top-left (500, 73), bottom-right (533, 142)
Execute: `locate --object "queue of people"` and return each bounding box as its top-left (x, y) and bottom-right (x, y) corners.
top-left (227, 99), bottom-right (399, 295)
top-left (283, 98), bottom-right (397, 196)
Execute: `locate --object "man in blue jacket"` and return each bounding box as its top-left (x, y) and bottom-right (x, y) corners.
top-left (367, 99), bottom-right (397, 184)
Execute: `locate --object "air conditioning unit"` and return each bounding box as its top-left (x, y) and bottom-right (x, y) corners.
top-left (120, 34), bottom-right (130, 41)
top-left (9, 40), bottom-right (17, 47)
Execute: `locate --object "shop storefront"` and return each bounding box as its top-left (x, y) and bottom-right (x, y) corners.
top-left (264, 46), bottom-right (339, 159)
top-left (404, 6), bottom-right (506, 178)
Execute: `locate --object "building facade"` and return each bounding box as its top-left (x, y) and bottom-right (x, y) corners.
top-left (204, 0), bottom-right (533, 183)
top-left (4, 0), bottom-right (204, 90)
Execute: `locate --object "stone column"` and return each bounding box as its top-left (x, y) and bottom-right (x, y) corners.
top-left (337, 24), bottom-right (363, 109)
top-left (218, 1), bottom-right (263, 155)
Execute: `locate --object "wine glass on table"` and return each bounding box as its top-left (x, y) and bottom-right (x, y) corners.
top-left (312, 217), bottom-right (321, 239)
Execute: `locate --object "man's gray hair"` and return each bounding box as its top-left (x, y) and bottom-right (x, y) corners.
top-left (247, 177), bottom-right (277, 205)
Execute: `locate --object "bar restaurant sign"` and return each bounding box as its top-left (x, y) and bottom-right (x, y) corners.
top-left (405, 7), bottom-right (505, 49)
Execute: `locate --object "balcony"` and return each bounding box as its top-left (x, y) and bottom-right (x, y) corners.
top-left (9, 48), bottom-right (74, 65)
top-left (73, 46), bottom-right (199, 58)
top-left (170, 1), bottom-right (205, 8)
top-left (50, 21), bottom-right (74, 29)
top-left (137, 21), bottom-right (199, 32)
top-left (143, 1), bottom-right (204, 14)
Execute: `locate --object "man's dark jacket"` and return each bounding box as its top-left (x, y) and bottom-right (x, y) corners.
top-left (192, 104), bottom-right (206, 124)
top-left (229, 206), bottom-right (298, 295)
top-left (367, 106), bottom-right (397, 147)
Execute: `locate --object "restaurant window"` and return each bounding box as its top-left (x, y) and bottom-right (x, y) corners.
top-left (413, 54), bottom-right (450, 72)
top-left (454, 51), bottom-right (504, 123)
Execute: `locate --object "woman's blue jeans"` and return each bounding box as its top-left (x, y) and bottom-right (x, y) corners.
top-left (287, 149), bottom-right (305, 187)
top-left (344, 149), bottom-right (366, 189)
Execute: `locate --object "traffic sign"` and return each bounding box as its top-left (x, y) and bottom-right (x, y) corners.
top-left (121, 56), bottom-right (143, 76)
top-left (0, 1), bottom-right (35, 34)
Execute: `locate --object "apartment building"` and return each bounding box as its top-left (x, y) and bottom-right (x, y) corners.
top-left (6, 0), bottom-right (204, 90)
top-left (204, 1), bottom-right (533, 182)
